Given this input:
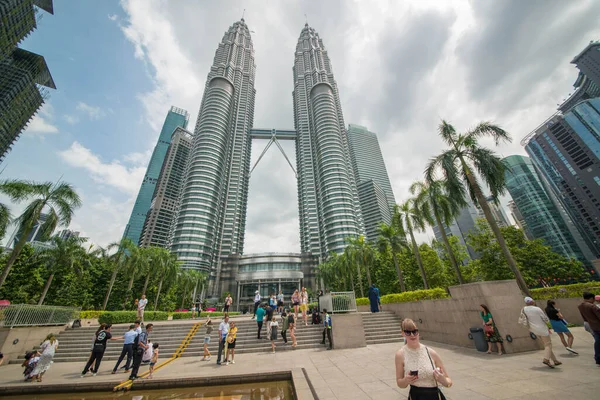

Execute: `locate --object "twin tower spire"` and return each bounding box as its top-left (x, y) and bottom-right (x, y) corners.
top-left (170, 20), bottom-right (364, 274)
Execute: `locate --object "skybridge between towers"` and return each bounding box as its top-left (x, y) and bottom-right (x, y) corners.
top-left (249, 128), bottom-right (297, 178)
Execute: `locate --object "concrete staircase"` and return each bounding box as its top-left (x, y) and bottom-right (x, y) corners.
top-left (361, 311), bottom-right (404, 345)
top-left (50, 317), bottom-right (326, 363)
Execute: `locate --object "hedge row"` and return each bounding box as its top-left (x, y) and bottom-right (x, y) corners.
top-left (531, 282), bottom-right (600, 300)
top-left (171, 311), bottom-right (240, 320)
top-left (98, 311), bottom-right (169, 325)
top-left (356, 288), bottom-right (449, 306)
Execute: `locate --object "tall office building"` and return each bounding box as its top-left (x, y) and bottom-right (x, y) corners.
top-left (123, 106), bottom-right (189, 245)
top-left (140, 127), bottom-right (192, 248)
top-left (503, 155), bottom-right (591, 264)
top-left (433, 201), bottom-right (480, 262)
top-left (293, 24), bottom-right (363, 255)
top-left (572, 41), bottom-right (600, 88)
top-left (346, 124), bottom-right (395, 242)
top-left (0, 0), bottom-right (55, 161)
top-left (171, 19), bottom-right (256, 274)
top-left (522, 98), bottom-right (600, 260)
top-left (477, 196), bottom-right (510, 227)
top-left (508, 200), bottom-right (532, 240)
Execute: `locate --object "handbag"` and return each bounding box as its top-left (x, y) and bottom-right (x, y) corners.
top-left (484, 324), bottom-right (494, 335)
top-left (518, 308), bottom-right (529, 328)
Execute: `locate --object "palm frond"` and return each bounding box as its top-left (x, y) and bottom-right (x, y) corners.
top-left (468, 147), bottom-right (507, 198)
top-left (0, 203), bottom-right (11, 240)
top-left (14, 199), bottom-right (45, 233)
top-left (38, 208), bottom-right (59, 241)
top-left (438, 120), bottom-right (458, 146)
top-left (466, 121), bottom-right (512, 146)
top-left (0, 179), bottom-right (36, 202)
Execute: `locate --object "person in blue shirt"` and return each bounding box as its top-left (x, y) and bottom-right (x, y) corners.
top-left (129, 323), bottom-right (153, 380)
top-left (368, 284), bottom-right (381, 313)
top-left (112, 324), bottom-right (138, 374)
top-left (321, 309), bottom-right (332, 350)
top-left (256, 304), bottom-right (266, 339)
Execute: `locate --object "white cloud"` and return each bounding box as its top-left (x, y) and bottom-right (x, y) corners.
top-left (64, 114), bottom-right (79, 125)
top-left (24, 115), bottom-right (59, 135)
top-left (123, 150), bottom-right (152, 167)
top-left (76, 102), bottom-right (106, 120)
top-left (58, 141), bottom-right (145, 196)
top-left (108, 14), bottom-right (118, 21)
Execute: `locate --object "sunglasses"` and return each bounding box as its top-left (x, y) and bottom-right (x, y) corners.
top-left (403, 329), bottom-right (419, 336)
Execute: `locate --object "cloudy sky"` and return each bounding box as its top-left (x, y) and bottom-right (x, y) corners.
top-left (3, 0), bottom-right (600, 251)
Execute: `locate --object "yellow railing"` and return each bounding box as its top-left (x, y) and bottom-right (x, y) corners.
top-left (113, 321), bottom-right (202, 392)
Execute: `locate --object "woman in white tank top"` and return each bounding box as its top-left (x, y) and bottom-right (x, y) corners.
top-left (395, 318), bottom-right (452, 399)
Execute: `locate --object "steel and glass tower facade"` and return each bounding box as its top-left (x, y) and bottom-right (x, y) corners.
top-left (293, 24), bottom-right (363, 256)
top-left (171, 19), bottom-right (255, 275)
top-left (123, 107), bottom-right (189, 245)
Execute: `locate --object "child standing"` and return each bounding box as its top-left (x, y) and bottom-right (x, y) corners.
top-left (202, 317), bottom-right (213, 361)
top-left (270, 317), bottom-right (279, 353)
top-left (148, 343), bottom-right (159, 378)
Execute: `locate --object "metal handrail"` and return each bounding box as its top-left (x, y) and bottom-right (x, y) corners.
top-left (0, 304), bottom-right (80, 328)
top-left (319, 291), bottom-right (357, 314)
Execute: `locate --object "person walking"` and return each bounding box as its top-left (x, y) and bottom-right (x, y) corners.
top-left (578, 292), bottom-right (600, 366)
top-left (395, 318), bottom-right (452, 399)
top-left (224, 293), bottom-right (233, 315)
top-left (256, 303), bottom-right (266, 339)
top-left (134, 320), bottom-right (142, 335)
top-left (270, 317), bottom-right (279, 353)
top-left (281, 309), bottom-right (289, 344)
top-left (137, 294), bottom-right (148, 323)
top-left (30, 334), bottom-right (59, 382)
top-left (82, 324), bottom-right (121, 377)
top-left (252, 290), bottom-right (261, 319)
top-left (300, 287), bottom-right (309, 326)
top-left (289, 312), bottom-right (297, 349)
top-left (520, 297), bottom-right (561, 368)
top-left (321, 309), bottom-right (332, 350)
top-left (292, 289), bottom-right (300, 319)
top-left (129, 323), bottom-right (153, 380)
top-left (545, 300), bottom-right (578, 355)
top-left (368, 284), bottom-right (381, 313)
top-left (216, 316), bottom-right (230, 365)
top-left (277, 290), bottom-right (285, 314)
top-left (224, 321), bottom-right (238, 365)
top-left (202, 317), bottom-right (213, 361)
top-left (147, 343), bottom-right (159, 378)
top-left (112, 324), bottom-right (139, 374)
top-left (479, 304), bottom-right (503, 356)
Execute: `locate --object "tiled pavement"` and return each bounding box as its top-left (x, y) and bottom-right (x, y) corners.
top-left (0, 327), bottom-right (598, 399)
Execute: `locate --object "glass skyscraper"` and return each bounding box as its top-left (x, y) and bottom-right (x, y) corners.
top-left (347, 124), bottom-right (396, 242)
top-left (293, 24), bottom-right (363, 255)
top-left (123, 106), bottom-right (189, 245)
top-left (523, 98), bottom-right (600, 263)
top-left (503, 155), bottom-right (590, 263)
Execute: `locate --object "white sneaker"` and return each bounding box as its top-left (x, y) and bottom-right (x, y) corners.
top-left (231, 360), bottom-right (235, 364)
top-left (566, 347), bottom-right (578, 355)
top-left (207, 356), bottom-right (211, 361)
top-left (92, 373), bottom-right (97, 376)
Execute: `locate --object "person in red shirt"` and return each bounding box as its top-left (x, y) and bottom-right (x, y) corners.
top-left (578, 292), bottom-right (600, 366)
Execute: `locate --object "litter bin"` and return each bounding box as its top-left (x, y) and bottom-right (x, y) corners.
top-left (470, 327), bottom-right (488, 352)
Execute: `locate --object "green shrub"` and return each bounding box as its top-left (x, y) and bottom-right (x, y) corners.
top-left (356, 298), bottom-right (369, 306)
top-left (79, 311), bottom-right (106, 319)
top-left (381, 288), bottom-right (449, 304)
top-left (171, 312), bottom-right (193, 320)
top-left (98, 311), bottom-right (169, 325)
top-left (531, 282), bottom-right (600, 300)
top-left (308, 302), bottom-right (318, 310)
top-left (198, 312), bottom-right (239, 318)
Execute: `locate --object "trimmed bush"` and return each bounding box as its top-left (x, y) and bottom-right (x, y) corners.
top-left (79, 311), bottom-right (106, 319)
top-left (531, 282), bottom-right (600, 300)
top-left (357, 288), bottom-right (449, 306)
top-left (171, 312), bottom-right (193, 320)
top-left (356, 297), bottom-right (369, 306)
top-left (98, 311), bottom-right (169, 325)
top-left (199, 312), bottom-right (239, 317)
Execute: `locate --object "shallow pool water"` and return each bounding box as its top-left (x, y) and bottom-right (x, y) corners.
top-left (4, 380), bottom-right (294, 400)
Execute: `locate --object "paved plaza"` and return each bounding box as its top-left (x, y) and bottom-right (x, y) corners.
top-left (0, 327), bottom-right (598, 399)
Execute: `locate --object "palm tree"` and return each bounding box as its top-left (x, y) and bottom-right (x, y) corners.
top-left (102, 238), bottom-right (135, 310)
top-left (0, 180), bottom-right (82, 290)
top-left (177, 269), bottom-right (199, 309)
top-left (153, 249), bottom-right (180, 311)
top-left (377, 207), bottom-right (408, 291)
top-left (346, 235), bottom-right (375, 289)
top-left (343, 244), bottom-right (363, 297)
top-left (426, 120), bottom-right (530, 295)
top-left (122, 245), bottom-right (146, 309)
top-left (410, 179), bottom-right (466, 284)
top-left (397, 198), bottom-right (429, 289)
top-left (36, 236), bottom-right (88, 305)
top-left (0, 202), bottom-right (10, 242)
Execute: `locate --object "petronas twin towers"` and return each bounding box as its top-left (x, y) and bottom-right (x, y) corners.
top-left (171, 19), bottom-right (364, 274)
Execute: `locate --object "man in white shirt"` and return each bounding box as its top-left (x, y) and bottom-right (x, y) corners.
top-left (252, 290), bottom-right (261, 319)
top-left (216, 316), bottom-right (230, 365)
top-left (522, 297), bottom-right (561, 368)
top-left (137, 295), bottom-right (148, 322)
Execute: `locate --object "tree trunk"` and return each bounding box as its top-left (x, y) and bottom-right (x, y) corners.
top-left (408, 225), bottom-right (429, 289)
top-left (154, 278), bottom-right (163, 311)
top-left (363, 253), bottom-right (372, 287)
top-left (38, 273), bottom-right (55, 305)
top-left (142, 273), bottom-right (150, 296)
top-left (0, 228), bottom-right (32, 289)
top-left (181, 288), bottom-right (187, 309)
top-left (191, 279), bottom-right (198, 307)
top-left (465, 171), bottom-right (531, 296)
top-left (123, 274), bottom-right (135, 310)
top-left (355, 261), bottom-right (364, 298)
top-left (434, 210), bottom-right (465, 284)
top-left (391, 252), bottom-right (406, 292)
top-left (102, 266), bottom-right (119, 310)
